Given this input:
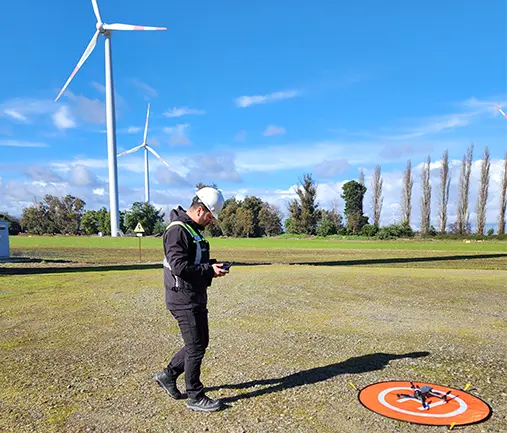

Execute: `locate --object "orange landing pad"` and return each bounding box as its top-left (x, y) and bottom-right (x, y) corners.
top-left (358, 381), bottom-right (492, 426)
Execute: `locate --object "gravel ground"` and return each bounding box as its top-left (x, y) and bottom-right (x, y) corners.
top-left (0, 264), bottom-right (506, 432)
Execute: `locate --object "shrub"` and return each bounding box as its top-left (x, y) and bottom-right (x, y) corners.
top-left (0, 213), bottom-right (22, 235)
top-left (377, 222), bottom-right (414, 239)
top-left (361, 224), bottom-right (379, 237)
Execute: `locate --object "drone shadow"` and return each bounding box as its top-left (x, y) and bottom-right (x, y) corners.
top-left (207, 351), bottom-right (430, 404)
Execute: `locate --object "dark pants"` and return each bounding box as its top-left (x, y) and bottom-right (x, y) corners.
top-left (165, 307), bottom-right (209, 399)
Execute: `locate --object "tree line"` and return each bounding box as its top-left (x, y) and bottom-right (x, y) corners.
top-left (0, 186), bottom-right (283, 238)
top-left (1, 146), bottom-right (506, 238)
top-left (285, 146), bottom-right (507, 238)
top-left (399, 146), bottom-right (506, 236)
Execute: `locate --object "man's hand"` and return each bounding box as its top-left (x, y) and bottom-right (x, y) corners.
top-left (212, 263), bottom-right (229, 277)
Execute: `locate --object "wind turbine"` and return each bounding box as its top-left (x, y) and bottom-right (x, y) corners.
top-left (390, 204), bottom-right (399, 225)
top-left (117, 103), bottom-right (172, 203)
top-left (54, 0), bottom-right (166, 237)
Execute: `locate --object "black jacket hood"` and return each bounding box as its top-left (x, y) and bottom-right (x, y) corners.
top-left (169, 206), bottom-right (205, 230)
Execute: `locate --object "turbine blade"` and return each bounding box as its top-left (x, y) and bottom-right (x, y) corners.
top-left (117, 144), bottom-right (144, 157)
top-left (103, 23), bottom-right (167, 31)
top-left (91, 0), bottom-right (102, 23)
top-left (146, 146), bottom-right (171, 169)
top-left (143, 103), bottom-right (150, 144)
top-left (495, 105), bottom-right (507, 119)
top-left (55, 30), bottom-right (100, 102)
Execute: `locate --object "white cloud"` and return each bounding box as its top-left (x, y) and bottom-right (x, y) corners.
top-left (0, 94), bottom-right (110, 128)
top-left (164, 124), bottom-right (191, 145)
top-left (154, 166), bottom-right (191, 187)
top-left (0, 179), bottom-right (73, 217)
top-left (91, 81), bottom-right (106, 93)
top-left (24, 166), bottom-right (63, 182)
top-left (63, 91), bottom-right (105, 125)
top-left (0, 140), bottom-right (48, 148)
top-left (460, 96), bottom-right (507, 112)
top-left (263, 125), bottom-right (286, 136)
top-left (386, 114), bottom-right (474, 140)
top-left (164, 124), bottom-right (189, 135)
top-left (163, 107), bottom-right (206, 118)
top-left (340, 96), bottom-right (507, 143)
top-left (170, 135), bottom-right (191, 146)
top-left (89, 82), bottom-right (126, 107)
top-left (379, 142), bottom-right (434, 159)
top-left (131, 79), bottom-right (158, 98)
top-left (93, 188), bottom-right (105, 196)
top-left (235, 90), bottom-right (299, 108)
top-left (234, 141), bottom-right (381, 173)
top-left (51, 158), bottom-right (109, 173)
top-left (53, 105), bottom-right (77, 130)
top-left (0, 98), bottom-right (54, 123)
top-left (183, 154), bottom-right (242, 183)
top-left (70, 164), bottom-right (101, 187)
top-left (3, 109), bottom-right (28, 122)
top-left (19, 162), bottom-right (102, 187)
top-left (314, 159), bottom-right (351, 178)
top-left (115, 126), bottom-right (142, 134)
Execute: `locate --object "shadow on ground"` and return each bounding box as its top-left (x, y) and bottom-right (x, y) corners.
top-left (289, 253), bottom-right (507, 267)
top-left (207, 351), bottom-right (430, 404)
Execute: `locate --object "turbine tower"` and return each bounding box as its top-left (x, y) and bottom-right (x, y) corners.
top-left (54, 0), bottom-right (166, 236)
top-left (117, 103), bottom-right (172, 203)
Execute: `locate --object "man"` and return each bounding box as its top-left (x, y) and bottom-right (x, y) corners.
top-left (153, 187), bottom-right (229, 412)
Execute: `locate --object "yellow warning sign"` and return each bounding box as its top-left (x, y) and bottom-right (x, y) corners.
top-left (134, 223), bottom-right (145, 233)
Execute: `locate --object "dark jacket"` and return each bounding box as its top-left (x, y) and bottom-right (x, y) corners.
top-left (163, 206), bottom-right (215, 310)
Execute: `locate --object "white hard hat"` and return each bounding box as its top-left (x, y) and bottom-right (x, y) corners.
top-left (195, 187), bottom-right (225, 219)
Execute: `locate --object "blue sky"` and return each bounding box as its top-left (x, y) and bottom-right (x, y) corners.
top-left (1, 0), bottom-right (506, 229)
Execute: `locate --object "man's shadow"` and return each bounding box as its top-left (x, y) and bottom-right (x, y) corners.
top-left (208, 351), bottom-right (430, 404)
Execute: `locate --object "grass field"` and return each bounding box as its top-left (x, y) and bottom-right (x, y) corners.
top-left (1, 236), bottom-right (506, 432)
top-left (3, 235), bottom-right (507, 272)
top-left (8, 234), bottom-right (507, 251)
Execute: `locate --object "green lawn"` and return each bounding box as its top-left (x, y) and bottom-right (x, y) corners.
top-left (9, 234), bottom-right (507, 252)
top-left (4, 236), bottom-right (506, 272)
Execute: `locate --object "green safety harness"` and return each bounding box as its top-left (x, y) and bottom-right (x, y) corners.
top-left (163, 221), bottom-right (207, 275)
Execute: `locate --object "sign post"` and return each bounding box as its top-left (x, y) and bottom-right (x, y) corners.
top-left (134, 223), bottom-right (145, 263)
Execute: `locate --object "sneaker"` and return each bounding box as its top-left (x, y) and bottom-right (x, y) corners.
top-left (187, 395), bottom-right (222, 412)
top-left (153, 371), bottom-right (182, 400)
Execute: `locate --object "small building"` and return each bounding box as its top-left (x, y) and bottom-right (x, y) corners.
top-left (0, 220), bottom-right (10, 258)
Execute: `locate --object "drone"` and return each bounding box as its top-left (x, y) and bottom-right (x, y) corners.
top-left (397, 381), bottom-right (453, 409)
